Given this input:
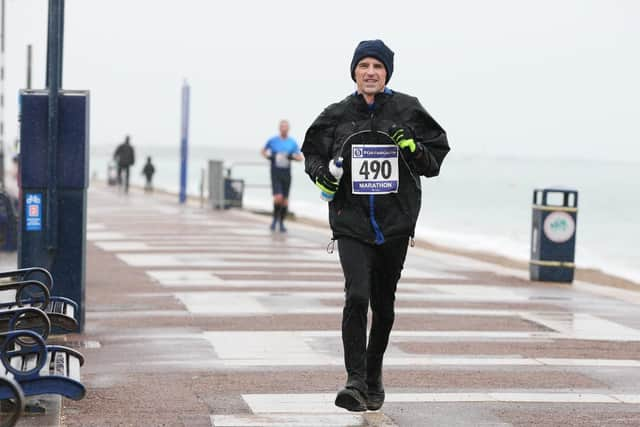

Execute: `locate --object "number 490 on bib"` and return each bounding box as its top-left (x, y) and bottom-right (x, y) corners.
top-left (351, 144), bottom-right (399, 194)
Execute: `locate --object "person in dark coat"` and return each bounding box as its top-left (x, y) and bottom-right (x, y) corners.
top-left (113, 135), bottom-right (135, 193)
top-left (142, 157), bottom-right (156, 193)
top-left (302, 39), bottom-right (450, 412)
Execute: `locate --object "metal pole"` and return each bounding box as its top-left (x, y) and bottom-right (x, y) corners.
top-left (0, 0), bottom-right (6, 191)
top-left (45, 0), bottom-right (64, 252)
top-left (26, 45), bottom-right (32, 89)
top-left (179, 80), bottom-right (190, 204)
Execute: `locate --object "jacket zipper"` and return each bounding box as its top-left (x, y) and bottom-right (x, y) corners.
top-left (368, 109), bottom-right (385, 245)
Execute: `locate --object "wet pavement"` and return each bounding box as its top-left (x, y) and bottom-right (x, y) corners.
top-left (58, 184), bottom-right (640, 426)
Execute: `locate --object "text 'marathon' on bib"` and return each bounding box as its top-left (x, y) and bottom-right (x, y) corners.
top-left (351, 144), bottom-right (399, 195)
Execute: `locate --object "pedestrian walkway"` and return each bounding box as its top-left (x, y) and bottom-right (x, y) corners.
top-left (60, 184), bottom-right (640, 426)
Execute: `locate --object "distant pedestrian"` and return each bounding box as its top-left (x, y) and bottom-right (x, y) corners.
top-left (302, 40), bottom-right (450, 412)
top-left (142, 157), bottom-right (156, 193)
top-left (113, 135), bottom-right (135, 193)
top-left (261, 120), bottom-right (303, 232)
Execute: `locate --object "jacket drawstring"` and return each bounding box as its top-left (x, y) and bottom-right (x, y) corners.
top-left (327, 238), bottom-right (336, 254)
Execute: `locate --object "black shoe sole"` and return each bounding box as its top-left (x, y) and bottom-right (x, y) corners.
top-left (366, 400), bottom-right (384, 411)
top-left (367, 391), bottom-right (385, 411)
top-left (335, 390), bottom-right (367, 412)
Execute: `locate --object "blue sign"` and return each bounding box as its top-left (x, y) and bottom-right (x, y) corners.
top-left (25, 193), bottom-right (43, 231)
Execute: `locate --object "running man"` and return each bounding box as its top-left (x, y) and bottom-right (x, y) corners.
top-left (302, 40), bottom-right (450, 412)
top-left (261, 120), bottom-right (303, 232)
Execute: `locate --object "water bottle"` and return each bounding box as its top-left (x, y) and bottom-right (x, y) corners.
top-left (320, 157), bottom-right (344, 202)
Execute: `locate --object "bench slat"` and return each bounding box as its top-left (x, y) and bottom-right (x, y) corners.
top-left (39, 350), bottom-right (53, 377)
top-left (10, 354), bottom-right (21, 374)
top-left (4, 354), bottom-right (21, 380)
top-left (67, 354), bottom-right (81, 382)
top-left (65, 303), bottom-right (75, 319)
top-left (52, 352), bottom-right (66, 376)
top-left (23, 353), bottom-right (38, 373)
top-left (0, 289), bottom-right (15, 304)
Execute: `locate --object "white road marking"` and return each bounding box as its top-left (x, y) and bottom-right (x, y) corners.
top-left (242, 392), bottom-right (635, 414)
top-left (86, 223), bottom-right (106, 230)
top-left (211, 413), bottom-right (366, 427)
top-left (574, 280), bottom-right (640, 306)
top-left (199, 331), bottom-right (640, 367)
top-left (95, 241), bottom-right (320, 252)
top-left (87, 231), bottom-right (128, 240)
top-left (613, 395), bottom-right (640, 404)
top-left (170, 290), bottom-right (640, 340)
top-left (403, 267), bottom-right (465, 279)
top-left (147, 270), bottom-right (460, 288)
top-left (154, 278), bottom-right (543, 301)
top-left (173, 290), bottom-right (538, 316)
top-left (117, 253), bottom-right (337, 267)
top-left (90, 232), bottom-right (313, 245)
top-left (169, 280), bottom-right (345, 290)
top-left (428, 284), bottom-right (524, 299)
top-left (522, 312), bottom-right (640, 340)
top-left (87, 310), bottom-right (188, 319)
top-left (408, 246), bottom-right (531, 281)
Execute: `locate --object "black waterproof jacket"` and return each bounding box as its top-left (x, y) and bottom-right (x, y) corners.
top-left (114, 143), bottom-right (135, 167)
top-left (302, 90), bottom-right (450, 245)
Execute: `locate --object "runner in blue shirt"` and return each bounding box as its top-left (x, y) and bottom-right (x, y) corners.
top-left (261, 120), bottom-right (303, 232)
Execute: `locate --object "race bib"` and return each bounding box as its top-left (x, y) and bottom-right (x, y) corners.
top-left (351, 144), bottom-right (399, 194)
top-left (274, 152), bottom-right (291, 168)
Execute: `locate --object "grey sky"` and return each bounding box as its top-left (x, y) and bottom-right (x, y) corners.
top-left (5, 0), bottom-right (640, 162)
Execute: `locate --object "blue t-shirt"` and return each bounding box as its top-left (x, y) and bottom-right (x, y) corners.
top-left (264, 136), bottom-right (301, 170)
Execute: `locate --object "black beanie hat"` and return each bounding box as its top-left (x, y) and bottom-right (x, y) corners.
top-left (350, 39), bottom-right (394, 84)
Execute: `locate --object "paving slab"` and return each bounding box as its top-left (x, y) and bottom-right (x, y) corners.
top-left (59, 184), bottom-right (640, 426)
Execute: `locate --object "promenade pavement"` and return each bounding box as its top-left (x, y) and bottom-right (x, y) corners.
top-left (54, 184), bottom-right (640, 426)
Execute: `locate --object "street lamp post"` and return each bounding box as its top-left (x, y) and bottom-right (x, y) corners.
top-left (0, 0), bottom-right (6, 191)
top-left (179, 80), bottom-right (190, 204)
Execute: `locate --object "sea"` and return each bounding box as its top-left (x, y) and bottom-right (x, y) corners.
top-left (91, 144), bottom-right (640, 284)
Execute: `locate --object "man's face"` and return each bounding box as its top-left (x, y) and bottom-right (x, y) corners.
top-left (355, 57), bottom-right (387, 96)
top-left (279, 121), bottom-right (289, 136)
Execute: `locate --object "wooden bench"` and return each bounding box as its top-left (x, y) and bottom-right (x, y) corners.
top-left (0, 280), bottom-right (50, 311)
top-left (0, 375), bottom-right (24, 427)
top-left (0, 307), bottom-right (51, 341)
top-left (0, 268), bottom-right (53, 290)
top-left (0, 330), bottom-right (85, 401)
top-left (0, 268), bottom-right (79, 333)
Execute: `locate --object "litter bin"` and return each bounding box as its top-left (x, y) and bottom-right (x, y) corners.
top-left (530, 188), bottom-right (578, 283)
top-left (107, 161), bottom-right (118, 186)
top-left (224, 178), bottom-right (244, 209)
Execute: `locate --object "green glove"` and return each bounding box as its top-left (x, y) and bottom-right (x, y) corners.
top-left (389, 125), bottom-right (423, 159)
top-left (315, 168), bottom-right (339, 195)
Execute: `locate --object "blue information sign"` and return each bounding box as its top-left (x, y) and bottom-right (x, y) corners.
top-left (25, 193), bottom-right (43, 231)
